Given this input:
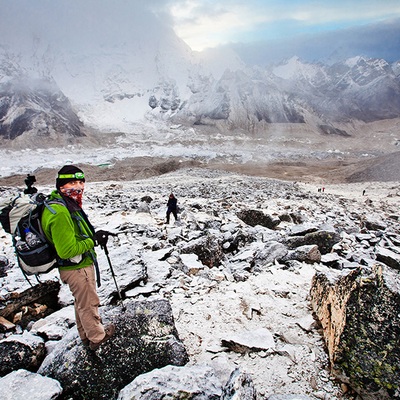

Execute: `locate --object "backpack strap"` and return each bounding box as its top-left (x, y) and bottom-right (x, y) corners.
top-left (71, 211), bottom-right (101, 288)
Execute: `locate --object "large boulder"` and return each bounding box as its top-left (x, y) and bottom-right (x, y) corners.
top-left (310, 266), bottom-right (400, 399)
top-left (0, 331), bottom-right (45, 376)
top-left (237, 209), bottom-right (281, 229)
top-left (39, 299), bottom-right (189, 400)
top-left (251, 241), bottom-right (288, 271)
top-left (179, 233), bottom-right (224, 268)
top-left (286, 230), bottom-right (340, 255)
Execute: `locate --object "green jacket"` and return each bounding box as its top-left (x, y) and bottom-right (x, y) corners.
top-left (41, 190), bottom-right (96, 271)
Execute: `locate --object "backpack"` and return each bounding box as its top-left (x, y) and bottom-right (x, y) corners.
top-left (0, 193), bottom-right (64, 279)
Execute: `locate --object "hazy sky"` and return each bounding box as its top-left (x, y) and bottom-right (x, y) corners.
top-left (1, 0), bottom-right (400, 65)
top-left (155, 0), bottom-right (400, 51)
top-left (153, 0), bottom-right (400, 63)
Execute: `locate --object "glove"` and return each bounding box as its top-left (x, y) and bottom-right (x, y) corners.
top-left (94, 230), bottom-right (110, 248)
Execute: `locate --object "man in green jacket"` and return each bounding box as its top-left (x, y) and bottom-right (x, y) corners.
top-left (41, 165), bottom-right (115, 351)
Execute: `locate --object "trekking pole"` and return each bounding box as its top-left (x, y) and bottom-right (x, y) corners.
top-left (101, 243), bottom-right (124, 305)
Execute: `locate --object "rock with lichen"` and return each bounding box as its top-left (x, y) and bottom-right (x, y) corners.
top-left (310, 265), bottom-right (400, 399)
top-left (38, 299), bottom-right (189, 400)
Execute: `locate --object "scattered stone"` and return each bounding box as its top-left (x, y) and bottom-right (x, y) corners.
top-left (362, 218), bottom-right (386, 231)
top-left (221, 328), bottom-right (275, 353)
top-left (0, 256), bottom-right (9, 277)
top-left (221, 367), bottom-right (257, 400)
top-left (375, 246), bottom-right (400, 270)
top-left (268, 395), bottom-right (313, 400)
top-left (30, 305), bottom-right (75, 340)
top-left (0, 369), bottom-right (63, 400)
top-left (1, 169), bottom-right (399, 400)
top-left (0, 316), bottom-right (15, 332)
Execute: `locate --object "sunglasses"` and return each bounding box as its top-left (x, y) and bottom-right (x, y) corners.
top-left (58, 172), bottom-right (85, 180)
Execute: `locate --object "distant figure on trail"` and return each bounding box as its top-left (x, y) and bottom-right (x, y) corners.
top-left (24, 174), bottom-right (38, 195)
top-left (166, 193), bottom-right (178, 224)
top-left (363, 189), bottom-right (366, 196)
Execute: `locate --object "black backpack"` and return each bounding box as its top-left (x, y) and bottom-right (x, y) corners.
top-left (0, 193), bottom-right (65, 280)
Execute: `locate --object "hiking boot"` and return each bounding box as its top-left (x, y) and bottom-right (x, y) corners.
top-left (89, 324), bottom-right (116, 351)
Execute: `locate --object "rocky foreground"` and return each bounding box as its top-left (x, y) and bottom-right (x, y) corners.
top-left (0, 168), bottom-right (399, 399)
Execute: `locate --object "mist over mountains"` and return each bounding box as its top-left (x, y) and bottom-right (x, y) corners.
top-left (1, 1), bottom-right (400, 143)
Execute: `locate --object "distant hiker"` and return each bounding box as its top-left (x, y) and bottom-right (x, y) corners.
top-left (24, 174), bottom-right (38, 195)
top-left (41, 165), bottom-right (115, 350)
top-left (363, 189), bottom-right (366, 196)
top-left (166, 193), bottom-right (178, 224)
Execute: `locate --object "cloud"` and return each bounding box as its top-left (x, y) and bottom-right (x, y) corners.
top-left (0, 0), bottom-right (173, 54)
top-left (1, 0), bottom-right (399, 64)
top-left (229, 17), bottom-right (400, 65)
top-left (163, 0), bottom-right (400, 51)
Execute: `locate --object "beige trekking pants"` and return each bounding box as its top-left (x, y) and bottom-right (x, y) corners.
top-left (60, 265), bottom-right (105, 343)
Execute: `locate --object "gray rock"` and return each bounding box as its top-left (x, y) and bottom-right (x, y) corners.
top-left (237, 209), bottom-right (281, 229)
top-left (221, 367), bottom-right (257, 400)
top-left (284, 244), bottom-right (321, 264)
top-left (0, 331), bottom-right (45, 376)
top-left (251, 241), bottom-right (288, 271)
top-left (375, 246), bottom-right (400, 270)
top-left (98, 257), bottom-right (148, 304)
top-left (288, 223), bottom-right (318, 236)
top-left (221, 328), bottom-right (275, 354)
top-left (0, 369), bottom-right (62, 400)
top-left (362, 218), bottom-right (387, 231)
top-left (39, 299), bottom-right (189, 400)
top-left (118, 364), bottom-right (223, 400)
top-left (268, 395), bottom-right (312, 400)
top-left (30, 305), bottom-right (75, 340)
top-left (180, 233), bottom-right (224, 268)
top-left (136, 202), bottom-right (151, 213)
top-left (285, 230), bottom-right (340, 254)
top-left (320, 252), bottom-right (342, 267)
top-left (0, 256), bottom-right (10, 277)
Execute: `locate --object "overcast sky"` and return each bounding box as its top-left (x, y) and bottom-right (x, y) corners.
top-left (154, 0), bottom-right (400, 50)
top-left (1, 0), bottom-right (400, 65)
top-left (152, 0), bottom-right (400, 63)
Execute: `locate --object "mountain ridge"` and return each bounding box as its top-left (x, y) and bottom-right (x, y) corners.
top-left (1, 35), bottom-right (400, 141)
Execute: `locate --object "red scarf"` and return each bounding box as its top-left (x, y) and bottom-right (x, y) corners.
top-left (60, 187), bottom-right (84, 208)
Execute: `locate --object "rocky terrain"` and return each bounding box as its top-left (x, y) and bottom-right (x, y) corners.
top-left (0, 166), bottom-right (399, 399)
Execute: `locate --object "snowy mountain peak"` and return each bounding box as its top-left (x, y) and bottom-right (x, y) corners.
top-left (271, 56), bottom-right (325, 81)
top-left (0, 6), bottom-right (400, 141)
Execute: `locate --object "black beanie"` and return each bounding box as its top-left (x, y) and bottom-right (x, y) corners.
top-left (56, 165), bottom-right (85, 189)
